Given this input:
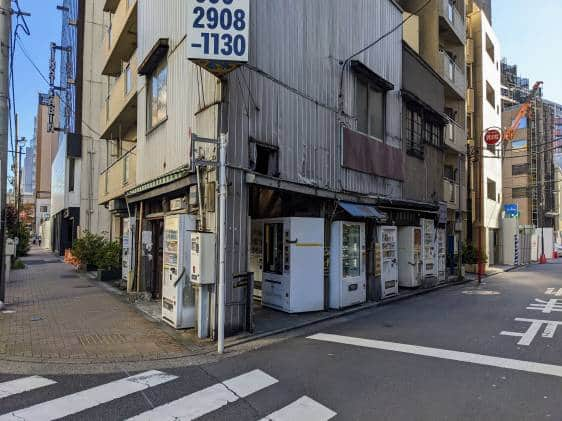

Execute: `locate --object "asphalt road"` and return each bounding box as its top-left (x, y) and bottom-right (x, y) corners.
top-left (2, 262), bottom-right (562, 420)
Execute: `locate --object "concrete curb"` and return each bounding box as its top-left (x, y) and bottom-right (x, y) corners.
top-left (226, 277), bottom-right (474, 349)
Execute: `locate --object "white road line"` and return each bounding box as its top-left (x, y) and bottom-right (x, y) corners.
top-left (308, 333), bottom-right (562, 378)
top-left (128, 369), bottom-right (278, 421)
top-left (0, 376), bottom-right (57, 399)
top-left (258, 396), bottom-right (337, 421)
top-left (0, 370), bottom-right (177, 421)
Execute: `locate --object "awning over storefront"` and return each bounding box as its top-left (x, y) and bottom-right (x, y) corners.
top-left (339, 201), bottom-right (387, 220)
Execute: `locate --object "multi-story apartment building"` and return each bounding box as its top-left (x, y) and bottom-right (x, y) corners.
top-left (466, 0), bottom-right (503, 265)
top-left (399, 0), bottom-right (468, 274)
top-left (34, 93), bottom-right (60, 239)
top-left (50, 0), bottom-right (111, 254)
top-left (97, 0), bottom-right (137, 242)
top-left (22, 137), bottom-right (35, 196)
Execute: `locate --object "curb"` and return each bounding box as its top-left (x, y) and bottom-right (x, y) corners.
top-left (226, 276), bottom-right (474, 349)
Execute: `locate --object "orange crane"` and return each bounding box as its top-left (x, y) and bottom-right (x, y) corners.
top-left (504, 81), bottom-right (543, 141)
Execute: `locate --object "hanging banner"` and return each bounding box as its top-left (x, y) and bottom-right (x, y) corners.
top-left (187, 0), bottom-right (250, 77)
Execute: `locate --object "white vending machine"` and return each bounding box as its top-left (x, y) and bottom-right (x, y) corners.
top-left (397, 226), bottom-right (422, 288)
top-left (249, 221), bottom-right (264, 300)
top-left (379, 226), bottom-right (399, 298)
top-left (190, 232), bottom-right (216, 338)
top-left (253, 217), bottom-right (324, 313)
top-left (162, 214), bottom-right (197, 329)
top-left (122, 217), bottom-right (135, 286)
top-left (437, 228), bottom-right (446, 282)
top-left (421, 219), bottom-right (437, 278)
top-left (329, 221), bottom-right (366, 309)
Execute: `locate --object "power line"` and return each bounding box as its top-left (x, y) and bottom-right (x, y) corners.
top-left (15, 34), bottom-right (103, 138)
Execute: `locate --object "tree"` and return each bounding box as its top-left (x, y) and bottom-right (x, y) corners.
top-left (5, 203), bottom-right (31, 257)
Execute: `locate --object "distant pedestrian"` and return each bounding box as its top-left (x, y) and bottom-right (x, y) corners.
top-left (38, 236), bottom-right (42, 247)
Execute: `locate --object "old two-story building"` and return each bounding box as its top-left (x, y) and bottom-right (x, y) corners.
top-left (94, 0), bottom-right (471, 337)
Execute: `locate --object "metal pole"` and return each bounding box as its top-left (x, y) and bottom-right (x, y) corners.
top-left (17, 140), bottom-right (23, 228)
top-left (477, 132), bottom-right (483, 284)
top-left (0, 0), bottom-right (11, 304)
top-left (217, 133), bottom-right (227, 354)
top-left (457, 153), bottom-right (463, 280)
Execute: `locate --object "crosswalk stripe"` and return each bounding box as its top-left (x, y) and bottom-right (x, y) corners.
top-left (128, 369), bottom-right (278, 421)
top-left (0, 376), bottom-right (57, 399)
top-left (0, 370), bottom-right (177, 421)
top-left (258, 396), bottom-right (337, 421)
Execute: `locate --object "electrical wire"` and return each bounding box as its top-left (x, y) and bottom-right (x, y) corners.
top-left (15, 35), bottom-right (103, 138)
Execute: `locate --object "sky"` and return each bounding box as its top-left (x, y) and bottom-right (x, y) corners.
top-left (8, 1), bottom-right (562, 170)
top-left (9, 0), bottom-right (59, 177)
top-left (492, 0), bottom-right (562, 104)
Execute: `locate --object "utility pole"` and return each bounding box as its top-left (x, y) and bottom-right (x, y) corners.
top-left (17, 138), bottom-right (23, 227)
top-left (0, 0), bottom-right (11, 305)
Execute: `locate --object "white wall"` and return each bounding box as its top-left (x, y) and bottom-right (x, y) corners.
top-left (474, 10), bottom-right (502, 230)
top-left (50, 140), bottom-right (66, 216)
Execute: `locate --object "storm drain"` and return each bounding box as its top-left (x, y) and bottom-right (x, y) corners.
top-left (73, 284), bottom-right (94, 289)
top-left (61, 274), bottom-right (80, 279)
top-left (78, 334), bottom-right (129, 346)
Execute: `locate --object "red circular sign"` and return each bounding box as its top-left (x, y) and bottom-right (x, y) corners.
top-left (484, 129), bottom-right (502, 146)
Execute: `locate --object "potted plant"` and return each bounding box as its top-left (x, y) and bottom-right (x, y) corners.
top-left (71, 231), bottom-right (106, 271)
top-left (462, 243), bottom-right (488, 273)
top-left (96, 240), bottom-right (122, 282)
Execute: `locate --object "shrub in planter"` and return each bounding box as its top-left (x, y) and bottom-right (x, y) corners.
top-left (72, 231), bottom-right (106, 270)
top-left (462, 243), bottom-right (488, 272)
top-left (96, 241), bottom-right (122, 282)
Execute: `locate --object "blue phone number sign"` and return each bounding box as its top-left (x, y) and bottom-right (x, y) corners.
top-left (187, 0), bottom-right (249, 65)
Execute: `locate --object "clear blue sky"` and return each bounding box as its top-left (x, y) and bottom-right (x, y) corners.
top-left (10, 1), bottom-right (562, 164)
top-left (10, 0), bottom-right (59, 172)
top-left (492, 0), bottom-right (562, 104)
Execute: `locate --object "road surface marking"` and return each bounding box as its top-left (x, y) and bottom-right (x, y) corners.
top-left (258, 396), bottom-right (337, 421)
top-left (0, 370), bottom-right (177, 421)
top-left (128, 369), bottom-right (278, 420)
top-left (0, 376), bottom-right (57, 399)
top-left (308, 333), bottom-right (562, 378)
top-left (500, 318), bottom-right (562, 346)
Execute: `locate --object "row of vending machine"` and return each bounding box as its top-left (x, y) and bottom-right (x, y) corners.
top-left (249, 217), bottom-right (447, 314)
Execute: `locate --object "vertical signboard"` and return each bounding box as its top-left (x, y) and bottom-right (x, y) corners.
top-left (187, 0), bottom-right (250, 77)
top-left (48, 43), bottom-right (57, 133)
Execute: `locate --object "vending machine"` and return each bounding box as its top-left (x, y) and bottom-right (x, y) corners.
top-left (251, 217), bottom-right (324, 313)
top-left (329, 221), bottom-right (366, 309)
top-left (190, 232), bottom-right (216, 338)
top-left (379, 226), bottom-right (399, 298)
top-left (122, 218), bottom-right (135, 285)
top-left (249, 221), bottom-right (264, 300)
top-left (162, 214), bottom-right (197, 329)
top-left (397, 226), bottom-right (422, 288)
top-left (421, 219), bottom-right (437, 278)
top-left (437, 228), bottom-right (446, 283)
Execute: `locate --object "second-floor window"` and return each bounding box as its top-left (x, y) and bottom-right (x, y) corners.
top-left (148, 59), bottom-right (168, 130)
top-left (487, 178), bottom-right (497, 201)
top-left (356, 78), bottom-right (385, 141)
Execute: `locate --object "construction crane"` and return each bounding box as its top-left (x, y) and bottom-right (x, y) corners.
top-left (504, 81), bottom-right (543, 141)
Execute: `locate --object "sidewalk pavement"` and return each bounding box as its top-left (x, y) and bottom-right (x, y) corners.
top-left (0, 248), bottom-right (212, 366)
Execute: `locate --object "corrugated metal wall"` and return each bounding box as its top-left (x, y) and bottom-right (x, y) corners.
top-left (137, 0), bottom-right (403, 333)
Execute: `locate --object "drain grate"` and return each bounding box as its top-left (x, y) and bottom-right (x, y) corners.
top-left (61, 274), bottom-right (80, 279)
top-left (78, 334), bottom-right (129, 346)
top-left (73, 284), bottom-right (94, 289)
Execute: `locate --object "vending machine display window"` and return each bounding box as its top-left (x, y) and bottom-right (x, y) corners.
top-left (342, 224), bottom-right (361, 278)
top-left (264, 223), bottom-right (284, 274)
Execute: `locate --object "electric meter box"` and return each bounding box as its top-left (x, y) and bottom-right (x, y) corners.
top-left (191, 233), bottom-right (216, 285)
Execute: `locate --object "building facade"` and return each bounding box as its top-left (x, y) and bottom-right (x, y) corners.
top-left (35, 93), bottom-right (59, 239)
top-left (466, 0), bottom-right (503, 265)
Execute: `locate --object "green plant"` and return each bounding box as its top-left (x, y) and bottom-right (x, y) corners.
top-left (72, 231), bottom-right (106, 267)
top-left (12, 259), bottom-right (25, 270)
top-left (96, 241), bottom-right (122, 271)
top-left (461, 243), bottom-right (488, 265)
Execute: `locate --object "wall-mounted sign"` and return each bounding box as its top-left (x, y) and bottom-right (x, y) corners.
top-left (504, 203), bottom-right (519, 218)
top-left (48, 43), bottom-right (57, 133)
top-left (484, 128), bottom-right (502, 146)
top-left (187, 0), bottom-right (250, 77)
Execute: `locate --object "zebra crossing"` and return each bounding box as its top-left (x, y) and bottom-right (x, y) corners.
top-left (0, 369), bottom-right (336, 420)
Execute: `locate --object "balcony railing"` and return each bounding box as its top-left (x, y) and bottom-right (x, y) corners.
top-left (102, 0), bottom-right (137, 76)
top-left (444, 118), bottom-right (466, 155)
top-left (439, 0), bottom-right (466, 44)
top-left (438, 51), bottom-right (466, 98)
top-left (99, 147), bottom-right (136, 204)
top-left (100, 50), bottom-right (137, 139)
